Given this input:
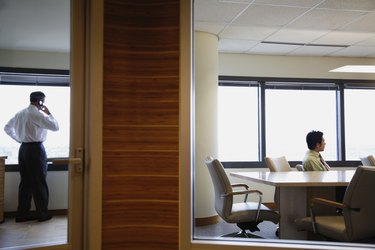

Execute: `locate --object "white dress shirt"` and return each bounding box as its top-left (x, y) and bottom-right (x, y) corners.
top-left (4, 104), bottom-right (59, 143)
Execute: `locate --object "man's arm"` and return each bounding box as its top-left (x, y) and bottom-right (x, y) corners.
top-left (35, 107), bottom-right (59, 131)
top-left (4, 117), bottom-right (21, 143)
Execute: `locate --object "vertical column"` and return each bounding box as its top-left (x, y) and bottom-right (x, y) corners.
top-left (194, 32), bottom-right (219, 222)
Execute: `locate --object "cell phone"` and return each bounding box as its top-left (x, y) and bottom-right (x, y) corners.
top-left (38, 100), bottom-right (45, 110)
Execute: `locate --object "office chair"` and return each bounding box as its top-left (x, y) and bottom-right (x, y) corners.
top-left (264, 156), bottom-right (292, 172)
top-left (204, 156), bottom-right (279, 238)
top-left (295, 164), bottom-right (305, 171)
top-left (360, 155), bottom-right (375, 166)
top-left (264, 156), bottom-right (293, 236)
top-left (264, 156), bottom-right (293, 204)
top-left (295, 166), bottom-right (375, 242)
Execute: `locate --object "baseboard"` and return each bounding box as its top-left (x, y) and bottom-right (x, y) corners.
top-left (4, 209), bottom-right (68, 218)
top-left (195, 215), bottom-right (220, 227)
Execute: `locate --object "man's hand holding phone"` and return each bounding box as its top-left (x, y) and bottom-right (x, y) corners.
top-left (38, 101), bottom-right (51, 115)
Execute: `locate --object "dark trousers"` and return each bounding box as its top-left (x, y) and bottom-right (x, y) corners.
top-left (17, 142), bottom-right (49, 219)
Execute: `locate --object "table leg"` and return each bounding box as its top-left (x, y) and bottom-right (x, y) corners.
top-left (278, 187), bottom-right (307, 239)
top-left (278, 186), bottom-right (336, 240)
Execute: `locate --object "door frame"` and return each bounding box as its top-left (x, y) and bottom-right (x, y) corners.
top-left (34, 0), bottom-right (103, 249)
top-left (81, 0), bottom-right (103, 249)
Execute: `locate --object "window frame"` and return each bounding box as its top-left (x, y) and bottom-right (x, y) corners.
top-left (0, 67), bottom-right (70, 171)
top-left (219, 75), bottom-right (375, 169)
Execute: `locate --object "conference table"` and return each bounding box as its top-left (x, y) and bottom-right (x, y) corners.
top-left (230, 169), bottom-right (355, 240)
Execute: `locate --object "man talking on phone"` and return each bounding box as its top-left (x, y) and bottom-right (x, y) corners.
top-left (4, 91), bottom-right (59, 222)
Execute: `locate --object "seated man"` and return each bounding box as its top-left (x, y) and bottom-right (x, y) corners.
top-left (303, 130), bottom-right (345, 203)
top-left (303, 130), bottom-right (330, 171)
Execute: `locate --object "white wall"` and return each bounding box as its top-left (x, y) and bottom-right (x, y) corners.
top-left (0, 49), bottom-right (69, 69)
top-left (219, 53), bottom-right (375, 80)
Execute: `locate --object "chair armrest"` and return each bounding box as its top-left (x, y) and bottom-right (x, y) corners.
top-left (231, 183), bottom-right (249, 189)
top-left (222, 189), bottom-right (262, 203)
top-left (231, 189), bottom-right (263, 196)
top-left (231, 183), bottom-right (260, 202)
top-left (309, 198), bottom-right (347, 233)
top-left (311, 198), bottom-right (347, 210)
top-left (222, 189), bottom-right (262, 198)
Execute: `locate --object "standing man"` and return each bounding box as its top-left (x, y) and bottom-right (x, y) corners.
top-left (303, 130), bottom-right (331, 171)
top-left (4, 91), bottom-right (59, 222)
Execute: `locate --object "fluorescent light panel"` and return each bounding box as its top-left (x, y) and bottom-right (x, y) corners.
top-left (330, 65), bottom-right (375, 73)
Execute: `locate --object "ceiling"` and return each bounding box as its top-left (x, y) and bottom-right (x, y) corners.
top-left (194, 0), bottom-right (375, 57)
top-left (0, 0), bottom-right (374, 58)
top-left (0, 0), bottom-right (70, 53)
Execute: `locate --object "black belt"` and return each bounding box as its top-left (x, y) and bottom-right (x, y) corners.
top-left (22, 142), bottom-right (42, 144)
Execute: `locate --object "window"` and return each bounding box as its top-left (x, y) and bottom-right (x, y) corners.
top-left (217, 77), bottom-right (374, 166)
top-left (345, 88), bottom-right (375, 160)
top-left (218, 84), bottom-right (259, 161)
top-left (265, 87), bottom-right (337, 161)
top-left (0, 71), bottom-right (70, 164)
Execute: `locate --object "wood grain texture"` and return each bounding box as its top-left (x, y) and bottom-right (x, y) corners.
top-left (103, 0), bottom-right (180, 249)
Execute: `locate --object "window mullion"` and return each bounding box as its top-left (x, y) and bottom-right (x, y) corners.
top-left (336, 84), bottom-right (345, 161)
top-left (258, 81), bottom-right (266, 161)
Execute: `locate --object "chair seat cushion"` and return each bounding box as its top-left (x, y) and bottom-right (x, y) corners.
top-left (228, 202), bottom-right (279, 224)
top-left (295, 215), bottom-right (347, 241)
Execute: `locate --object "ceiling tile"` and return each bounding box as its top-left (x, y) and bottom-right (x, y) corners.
top-left (220, 25), bottom-right (278, 40)
top-left (232, 4), bottom-right (308, 26)
top-left (248, 43), bottom-right (300, 55)
top-left (195, 21), bottom-right (227, 35)
top-left (313, 30), bottom-right (375, 46)
top-left (287, 9), bottom-right (367, 30)
top-left (356, 36), bottom-right (375, 46)
top-left (340, 12), bottom-right (375, 32)
top-left (254, 0), bottom-right (322, 8)
top-left (289, 45), bottom-right (343, 56)
top-left (218, 39), bottom-right (259, 53)
top-left (317, 0), bottom-right (375, 11)
top-left (330, 45), bottom-right (375, 57)
top-left (266, 28), bottom-right (329, 44)
top-left (194, 0), bottom-right (247, 23)
top-left (194, 0), bottom-right (375, 57)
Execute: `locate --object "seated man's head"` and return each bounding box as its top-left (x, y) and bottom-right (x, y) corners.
top-left (306, 130), bottom-right (326, 152)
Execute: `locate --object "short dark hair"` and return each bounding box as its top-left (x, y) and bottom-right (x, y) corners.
top-left (30, 91), bottom-right (45, 102)
top-left (306, 130), bottom-right (323, 150)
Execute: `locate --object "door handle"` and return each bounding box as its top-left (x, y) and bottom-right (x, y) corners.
top-left (48, 148), bottom-right (84, 173)
top-left (49, 158), bottom-right (81, 165)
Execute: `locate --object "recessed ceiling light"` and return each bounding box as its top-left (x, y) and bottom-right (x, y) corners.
top-left (330, 65), bottom-right (375, 73)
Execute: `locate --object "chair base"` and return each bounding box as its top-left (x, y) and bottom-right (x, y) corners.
top-left (222, 230), bottom-right (263, 239)
top-left (237, 221), bottom-right (261, 232)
